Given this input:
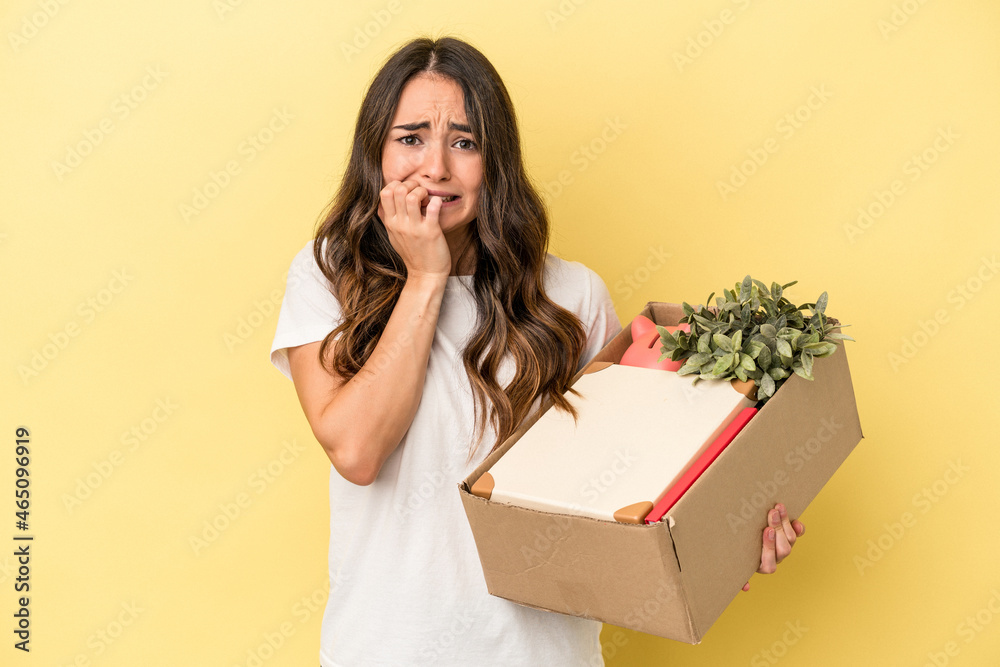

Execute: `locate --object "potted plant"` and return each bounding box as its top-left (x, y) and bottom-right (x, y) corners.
top-left (655, 276), bottom-right (854, 401)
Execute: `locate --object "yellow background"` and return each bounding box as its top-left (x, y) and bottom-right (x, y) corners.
top-left (3, 0), bottom-right (999, 665)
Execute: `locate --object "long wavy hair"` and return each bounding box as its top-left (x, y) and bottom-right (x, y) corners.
top-left (313, 36), bottom-right (587, 460)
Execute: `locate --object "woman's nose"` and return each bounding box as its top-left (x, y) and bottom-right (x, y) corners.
top-left (420, 143), bottom-right (450, 181)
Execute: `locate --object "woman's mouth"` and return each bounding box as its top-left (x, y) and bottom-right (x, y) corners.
top-left (420, 195), bottom-right (460, 213)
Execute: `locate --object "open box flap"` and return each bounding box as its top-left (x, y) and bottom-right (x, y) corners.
top-left (664, 346), bottom-right (863, 635)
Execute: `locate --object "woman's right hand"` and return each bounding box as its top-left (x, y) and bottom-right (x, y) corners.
top-left (378, 180), bottom-right (452, 280)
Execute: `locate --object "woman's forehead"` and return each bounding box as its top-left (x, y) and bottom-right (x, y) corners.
top-left (392, 73), bottom-right (467, 124)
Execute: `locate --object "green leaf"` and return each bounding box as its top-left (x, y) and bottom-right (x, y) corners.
top-left (712, 353), bottom-right (734, 375)
top-left (759, 372), bottom-right (775, 397)
top-left (693, 314), bottom-right (715, 329)
top-left (740, 354), bottom-right (756, 372)
top-left (760, 323), bottom-right (776, 338)
top-left (815, 291), bottom-right (828, 314)
top-left (734, 366), bottom-right (748, 382)
top-left (657, 327), bottom-right (678, 351)
top-left (825, 332), bottom-right (855, 342)
top-left (776, 327), bottom-right (800, 340)
top-left (803, 341), bottom-right (837, 356)
top-left (739, 275), bottom-right (752, 301)
top-left (687, 352), bottom-right (712, 367)
top-left (682, 302), bottom-right (694, 317)
top-left (776, 338), bottom-right (792, 359)
top-left (732, 329), bottom-right (743, 350)
top-left (713, 333), bottom-right (734, 353)
top-left (677, 361), bottom-right (700, 375)
top-left (757, 345), bottom-right (772, 370)
top-left (697, 332), bottom-right (712, 354)
top-left (801, 349), bottom-right (814, 376)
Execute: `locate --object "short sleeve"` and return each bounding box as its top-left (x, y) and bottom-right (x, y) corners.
top-left (576, 267), bottom-right (623, 373)
top-left (269, 240), bottom-right (344, 380)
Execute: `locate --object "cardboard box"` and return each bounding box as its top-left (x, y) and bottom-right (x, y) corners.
top-left (459, 301), bottom-right (864, 643)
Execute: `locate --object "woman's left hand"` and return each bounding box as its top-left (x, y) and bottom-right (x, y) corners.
top-left (741, 502), bottom-right (805, 592)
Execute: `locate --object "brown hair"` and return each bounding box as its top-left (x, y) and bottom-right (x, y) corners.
top-left (313, 36), bottom-right (587, 459)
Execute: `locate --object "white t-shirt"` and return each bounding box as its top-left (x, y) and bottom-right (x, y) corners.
top-left (270, 240), bottom-right (622, 667)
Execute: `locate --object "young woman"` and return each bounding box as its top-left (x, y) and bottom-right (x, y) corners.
top-left (270, 36), bottom-right (803, 667)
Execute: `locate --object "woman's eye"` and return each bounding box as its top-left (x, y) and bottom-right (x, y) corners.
top-left (455, 138), bottom-right (476, 150)
top-left (398, 135), bottom-right (419, 146)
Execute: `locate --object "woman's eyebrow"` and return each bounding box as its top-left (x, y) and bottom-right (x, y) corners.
top-left (391, 121), bottom-right (472, 132)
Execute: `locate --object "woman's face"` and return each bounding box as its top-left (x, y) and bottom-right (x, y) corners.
top-left (381, 73), bottom-right (482, 235)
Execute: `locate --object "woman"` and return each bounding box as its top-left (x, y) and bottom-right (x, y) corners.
top-left (270, 36), bottom-right (803, 666)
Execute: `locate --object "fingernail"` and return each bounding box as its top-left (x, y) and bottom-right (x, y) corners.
top-left (766, 528), bottom-right (774, 540)
top-left (770, 510), bottom-right (779, 524)
top-left (778, 503), bottom-right (786, 516)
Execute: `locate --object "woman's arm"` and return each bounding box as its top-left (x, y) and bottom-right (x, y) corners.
top-left (288, 181), bottom-right (452, 486)
top-left (287, 273), bottom-right (448, 486)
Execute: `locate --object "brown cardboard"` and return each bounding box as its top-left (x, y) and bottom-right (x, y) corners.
top-left (459, 301), bottom-right (863, 643)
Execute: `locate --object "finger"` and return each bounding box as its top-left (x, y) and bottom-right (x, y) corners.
top-left (792, 519), bottom-right (806, 537)
top-left (758, 525), bottom-right (776, 574)
top-left (405, 186), bottom-right (427, 224)
top-left (424, 195), bottom-right (443, 226)
top-left (777, 503), bottom-right (798, 547)
top-left (742, 582), bottom-right (750, 592)
top-left (769, 508), bottom-right (793, 563)
top-left (378, 183), bottom-right (397, 224)
top-left (393, 182), bottom-right (412, 223)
